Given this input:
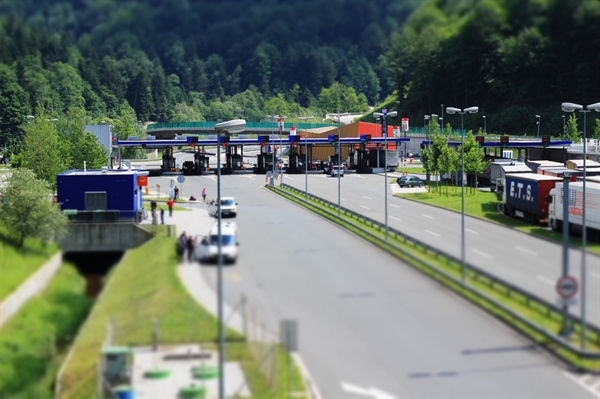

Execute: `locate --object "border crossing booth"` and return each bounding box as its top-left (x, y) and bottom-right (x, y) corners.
top-left (57, 168), bottom-right (147, 222)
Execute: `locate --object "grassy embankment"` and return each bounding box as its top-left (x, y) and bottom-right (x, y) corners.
top-left (0, 226), bottom-right (60, 301)
top-left (273, 185), bottom-right (600, 371)
top-left (59, 226), bottom-right (307, 399)
top-left (0, 263), bottom-right (92, 398)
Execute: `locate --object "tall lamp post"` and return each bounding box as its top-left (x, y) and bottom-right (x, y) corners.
top-left (266, 115), bottom-right (287, 184)
top-left (330, 112), bottom-right (348, 215)
top-left (424, 115), bottom-right (430, 140)
top-left (562, 115), bottom-right (566, 136)
top-left (536, 114), bottom-right (541, 138)
top-left (214, 119), bottom-right (246, 399)
top-left (483, 115), bottom-right (487, 134)
top-left (374, 108), bottom-right (398, 239)
top-left (446, 106), bottom-right (479, 282)
top-left (298, 116), bottom-right (314, 201)
top-left (561, 101), bottom-right (600, 348)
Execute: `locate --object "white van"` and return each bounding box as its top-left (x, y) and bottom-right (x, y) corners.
top-left (330, 165), bottom-right (344, 177)
top-left (195, 221), bottom-right (239, 264)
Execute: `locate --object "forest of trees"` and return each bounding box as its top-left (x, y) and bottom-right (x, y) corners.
top-left (1, 0), bottom-right (599, 157)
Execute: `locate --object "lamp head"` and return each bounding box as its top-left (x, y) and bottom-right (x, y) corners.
top-left (465, 106), bottom-right (479, 114)
top-left (373, 112), bottom-right (383, 118)
top-left (431, 114), bottom-right (438, 118)
top-left (388, 111), bottom-right (398, 118)
top-left (424, 115), bottom-right (430, 120)
top-left (561, 102), bottom-right (583, 113)
top-left (446, 107), bottom-right (460, 114)
top-left (587, 102), bottom-right (600, 112)
top-left (215, 119), bottom-right (246, 134)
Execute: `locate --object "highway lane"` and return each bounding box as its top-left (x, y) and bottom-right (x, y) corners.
top-left (152, 173), bottom-right (596, 399)
top-left (281, 172), bottom-right (600, 327)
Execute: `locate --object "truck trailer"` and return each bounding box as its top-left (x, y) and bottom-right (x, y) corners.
top-left (502, 173), bottom-right (562, 224)
top-left (548, 180), bottom-right (600, 242)
top-left (489, 161), bottom-right (531, 193)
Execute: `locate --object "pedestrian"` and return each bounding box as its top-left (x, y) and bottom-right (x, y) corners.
top-left (177, 232), bottom-right (188, 261)
top-left (150, 200), bottom-right (157, 212)
top-left (151, 210), bottom-right (158, 225)
top-left (174, 186), bottom-right (180, 201)
top-left (167, 198), bottom-right (174, 217)
top-left (202, 188), bottom-right (207, 203)
top-left (186, 234), bottom-right (195, 263)
top-left (160, 208), bottom-right (165, 224)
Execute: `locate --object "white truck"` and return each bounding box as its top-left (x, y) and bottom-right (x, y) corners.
top-left (489, 161), bottom-right (531, 193)
top-left (548, 180), bottom-right (600, 242)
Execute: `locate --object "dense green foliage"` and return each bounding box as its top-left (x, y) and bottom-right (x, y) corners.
top-left (0, 263), bottom-right (92, 399)
top-left (0, 168), bottom-right (68, 247)
top-left (389, 0), bottom-right (600, 136)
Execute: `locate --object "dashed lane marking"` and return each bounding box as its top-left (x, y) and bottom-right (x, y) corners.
top-left (361, 205), bottom-right (371, 210)
top-left (472, 249), bottom-right (492, 259)
top-left (425, 230), bottom-right (440, 237)
top-left (515, 246), bottom-right (537, 256)
top-left (390, 216), bottom-right (401, 222)
top-left (537, 275), bottom-right (555, 286)
top-left (422, 213), bottom-right (435, 220)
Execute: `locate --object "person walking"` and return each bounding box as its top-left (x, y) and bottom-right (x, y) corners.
top-left (186, 234), bottom-right (195, 263)
top-left (174, 186), bottom-right (180, 201)
top-left (160, 208), bottom-right (165, 224)
top-left (202, 188), bottom-right (207, 203)
top-left (167, 198), bottom-right (174, 217)
top-left (177, 232), bottom-right (188, 262)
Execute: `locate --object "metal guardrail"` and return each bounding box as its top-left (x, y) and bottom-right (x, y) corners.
top-left (275, 183), bottom-right (600, 366)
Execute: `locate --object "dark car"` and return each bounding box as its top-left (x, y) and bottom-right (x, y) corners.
top-left (397, 175), bottom-right (425, 188)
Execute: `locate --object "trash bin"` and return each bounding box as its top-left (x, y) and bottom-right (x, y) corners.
top-left (114, 386), bottom-right (136, 399)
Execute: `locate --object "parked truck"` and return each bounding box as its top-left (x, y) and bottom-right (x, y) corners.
top-left (502, 173), bottom-right (563, 224)
top-left (548, 180), bottom-right (600, 242)
top-left (489, 161), bottom-right (531, 193)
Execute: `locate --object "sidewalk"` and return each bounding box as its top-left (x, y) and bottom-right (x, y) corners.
top-left (135, 196), bottom-right (249, 398)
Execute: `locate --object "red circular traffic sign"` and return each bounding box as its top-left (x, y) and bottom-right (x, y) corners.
top-left (556, 276), bottom-right (578, 299)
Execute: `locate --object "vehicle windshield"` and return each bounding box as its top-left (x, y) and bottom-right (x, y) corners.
top-left (209, 235), bottom-right (236, 245)
top-left (221, 199), bottom-right (235, 206)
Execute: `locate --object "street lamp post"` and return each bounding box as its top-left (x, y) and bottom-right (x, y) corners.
top-left (483, 115), bottom-right (487, 134)
top-left (374, 108), bottom-right (398, 240)
top-left (424, 115), bottom-right (430, 139)
top-left (330, 112), bottom-right (348, 216)
top-left (562, 115), bottom-right (566, 136)
top-left (214, 119), bottom-right (246, 399)
top-left (446, 106), bottom-right (479, 283)
top-left (561, 101), bottom-right (600, 347)
top-left (298, 116), bottom-right (314, 201)
top-left (536, 115), bottom-right (541, 138)
top-left (266, 115), bottom-right (286, 185)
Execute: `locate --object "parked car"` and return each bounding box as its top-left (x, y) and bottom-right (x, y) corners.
top-left (397, 175), bottom-right (425, 188)
top-left (208, 196), bottom-right (238, 217)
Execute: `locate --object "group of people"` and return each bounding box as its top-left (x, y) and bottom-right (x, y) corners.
top-left (176, 231), bottom-right (196, 262)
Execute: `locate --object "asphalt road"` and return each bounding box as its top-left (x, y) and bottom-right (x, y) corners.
top-left (280, 171), bottom-right (600, 328)
top-left (148, 170), bottom-right (597, 399)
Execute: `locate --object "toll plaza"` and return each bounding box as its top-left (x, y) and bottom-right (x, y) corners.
top-left (115, 127), bottom-right (410, 175)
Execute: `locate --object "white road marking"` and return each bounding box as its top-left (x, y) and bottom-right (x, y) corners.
top-left (472, 249), bottom-right (492, 259)
top-left (537, 275), bottom-right (555, 286)
top-left (422, 214), bottom-right (435, 220)
top-left (292, 353), bottom-right (323, 399)
top-left (361, 205), bottom-right (371, 210)
top-left (563, 371), bottom-right (600, 397)
top-left (425, 230), bottom-right (440, 237)
top-left (341, 381), bottom-right (397, 399)
top-left (390, 204), bottom-right (400, 208)
top-left (465, 228), bottom-right (479, 235)
top-left (363, 196), bottom-right (372, 200)
top-left (515, 246), bottom-right (537, 256)
top-left (390, 216), bottom-right (402, 222)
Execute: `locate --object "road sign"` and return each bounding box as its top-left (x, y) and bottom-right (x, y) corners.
top-left (556, 275), bottom-right (578, 299)
top-left (177, 175), bottom-right (185, 184)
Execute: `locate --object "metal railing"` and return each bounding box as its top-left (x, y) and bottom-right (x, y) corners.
top-left (274, 183), bottom-right (600, 367)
